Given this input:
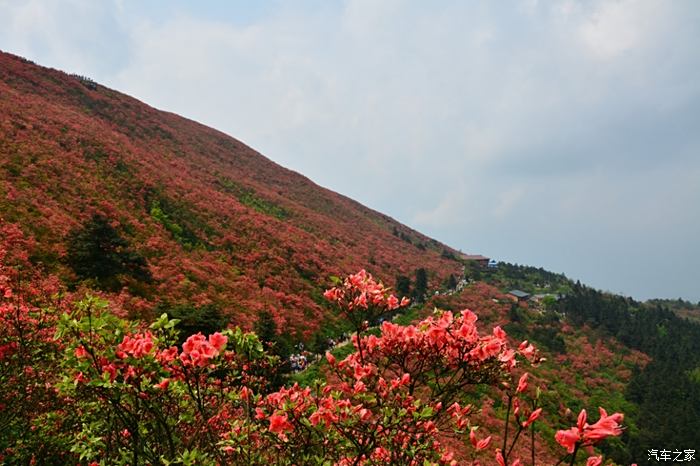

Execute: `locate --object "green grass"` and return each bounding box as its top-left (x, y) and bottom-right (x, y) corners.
top-left (217, 176), bottom-right (288, 220)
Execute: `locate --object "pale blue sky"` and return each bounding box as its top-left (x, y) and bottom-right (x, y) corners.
top-left (2, 0), bottom-right (699, 301)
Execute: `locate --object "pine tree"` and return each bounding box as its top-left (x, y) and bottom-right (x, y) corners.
top-left (66, 214), bottom-right (151, 290)
top-left (413, 268), bottom-right (428, 302)
top-left (395, 275), bottom-right (411, 298)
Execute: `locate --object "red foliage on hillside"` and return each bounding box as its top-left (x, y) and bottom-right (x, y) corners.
top-left (0, 51), bottom-right (461, 337)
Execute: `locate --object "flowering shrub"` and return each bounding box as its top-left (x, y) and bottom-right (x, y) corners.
top-left (0, 237), bottom-right (70, 463)
top-left (0, 262), bottom-right (629, 465)
top-left (55, 297), bottom-right (273, 465)
top-left (323, 269), bottom-right (410, 331)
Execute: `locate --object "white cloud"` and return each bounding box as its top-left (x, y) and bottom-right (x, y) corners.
top-left (578, 0), bottom-right (659, 60)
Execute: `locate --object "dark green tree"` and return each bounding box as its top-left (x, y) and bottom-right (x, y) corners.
top-left (163, 303), bottom-right (228, 345)
top-left (66, 214), bottom-right (151, 290)
top-left (464, 261), bottom-right (482, 281)
top-left (413, 268), bottom-right (428, 302)
top-left (444, 273), bottom-right (457, 290)
top-left (508, 302), bottom-right (522, 323)
top-left (395, 275), bottom-right (411, 298)
top-left (254, 310), bottom-right (278, 348)
top-left (254, 310), bottom-right (292, 359)
top-left (254, 310), bottom-right (292, 388)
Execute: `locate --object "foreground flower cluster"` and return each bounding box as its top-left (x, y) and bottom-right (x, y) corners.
top-left (556, 408), bottom-right (624, 452)
top-left (0, 256), bottom-right (628, 465)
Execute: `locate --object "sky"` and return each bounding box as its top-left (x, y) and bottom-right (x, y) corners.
top-left (1, 0), bottom-right (699, 302)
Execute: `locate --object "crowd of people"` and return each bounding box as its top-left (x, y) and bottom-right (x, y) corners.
top-left (287, 335), bottom-right (349, 372)
top-left (288, 351), bottom-right (317, 372)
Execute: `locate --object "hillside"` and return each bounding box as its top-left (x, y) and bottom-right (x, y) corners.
top-left (446, 266), bottom-right (700, 464)
top-left (646, 298), bottom-right (700, 324)
top-left (0, 50), bottom-right (461, 338)
top-left (2, 51), bottom-right (698, 465)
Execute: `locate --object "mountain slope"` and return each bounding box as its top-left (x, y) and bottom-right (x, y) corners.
top-left (0, 50), bottom-right (461, 337)
top-left (3, 51), bottom-right (699, 464)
